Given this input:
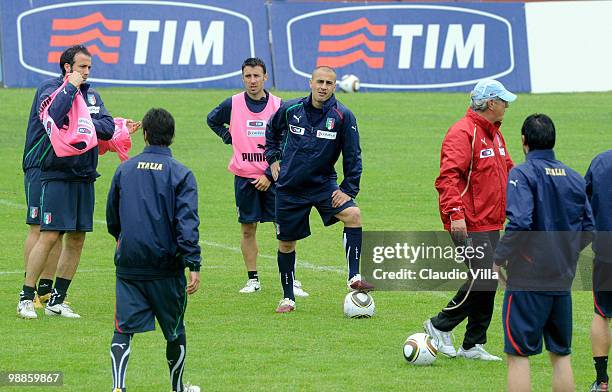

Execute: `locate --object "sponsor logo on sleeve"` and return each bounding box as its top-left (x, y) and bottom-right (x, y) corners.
top-left (498, 147), bottom-right (506, 156)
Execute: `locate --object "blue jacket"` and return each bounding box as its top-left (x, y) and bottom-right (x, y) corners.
top-left (494, 149), bottom-right (594, 290)
top-left (585, 150), bottom-right (612, 262)
top-left (23, 76), bottom-right (114, 180)
top-left (265, 94), bottom-right (361, 196)
top-left (106, 146), bottom-right (201, 280)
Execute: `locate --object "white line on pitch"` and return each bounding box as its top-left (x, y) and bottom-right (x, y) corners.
top-left (1, 198), bottom-right (345, 275)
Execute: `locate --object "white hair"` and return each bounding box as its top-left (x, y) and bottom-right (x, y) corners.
top-left (470, 98), bottom-right (490, 111)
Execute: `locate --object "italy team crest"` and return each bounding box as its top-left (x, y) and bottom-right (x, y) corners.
top-left (325, 118), bottom-right (334, 130)
top-left (43, 212), bottom-right (52, 225)
top-left (87, 93), bottom-right (96, 105)
top-left (29, 207), bottom-right (38, 219)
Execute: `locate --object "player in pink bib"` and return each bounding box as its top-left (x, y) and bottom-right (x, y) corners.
top-left (207, 58), bottom-right (308, 296)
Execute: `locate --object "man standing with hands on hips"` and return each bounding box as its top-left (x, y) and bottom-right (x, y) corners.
top-left (424, 80), bottom-right (516, 360)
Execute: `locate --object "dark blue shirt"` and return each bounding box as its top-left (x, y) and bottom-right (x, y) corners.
top-left (494, 149), bottom-right (594, 290)
top-left (265, 93), bottom-right (362, 196)
top-left (206, 91), bottom-right (270, 145)
top-left (585, 149), bottom-right (612, 262)
top-left (106, 146), bottom-right (201, 280)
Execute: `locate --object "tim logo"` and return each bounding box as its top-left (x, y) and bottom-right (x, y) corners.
top-left (287, 5), bottom-right (524, 89)
top-left (48, 12), bottom-right (122, 64)
top-left (316, 18), bottom-right (385, 69)
top-left (17, 1), bottom-right (255, 84)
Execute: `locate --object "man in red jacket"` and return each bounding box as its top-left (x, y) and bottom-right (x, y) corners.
top-left (424, 79), bottom-right (516, 361)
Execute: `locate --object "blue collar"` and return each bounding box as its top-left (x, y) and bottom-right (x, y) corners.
top-left (143, 145), bottom-right (172, 156)
top-left (526, 149), bottom-right (555, 161)
top-left (305, 93), bottom-right (337, 112)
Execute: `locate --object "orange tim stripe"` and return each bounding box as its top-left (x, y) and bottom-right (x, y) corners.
top-left (50, 28), bottom-right (120, 48)
top-left (52, 12), bottom-right (122, 31)
top-left (318, 33), bottom-right (385, 53)
top-left (316, 50), bottom-right (384, 68)
top-left (47, 44), bottom-right (119, 64)
top-left (320, 17), bottom-right (386, 37)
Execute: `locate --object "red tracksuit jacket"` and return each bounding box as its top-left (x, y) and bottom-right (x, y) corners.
top-left (435, 108), bottom-right (514, 232)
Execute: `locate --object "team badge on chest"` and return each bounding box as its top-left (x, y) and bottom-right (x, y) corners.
top-left (325, 118), bottom-right (335, 130)
top-left (87, 93), bottom-right (96, 105)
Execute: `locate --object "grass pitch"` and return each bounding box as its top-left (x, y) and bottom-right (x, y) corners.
top-left (1, 87), bottom-right (611, 391)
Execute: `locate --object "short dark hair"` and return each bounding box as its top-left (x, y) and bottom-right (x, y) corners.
top-left (313, 65), bottom-right (336, 76)
top-left (241, 57), bottom-right (266, 74)
top-left (521, 113), bottom-right (556, 150)
top-left (142, 108), bottom-right (175, 146)
top-left (59, 45), bottom-right (91, 75)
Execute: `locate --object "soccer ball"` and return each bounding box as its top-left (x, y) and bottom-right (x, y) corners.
top-left (338, 74), bottom-right (360, 93)
top-left (343, 291), bottom-right (375, 318)
top-left (402, 333), bottom-right (437, 365)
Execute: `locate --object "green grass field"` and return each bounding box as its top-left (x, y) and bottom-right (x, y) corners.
top-left (0, 87), bottom-right (610, 391)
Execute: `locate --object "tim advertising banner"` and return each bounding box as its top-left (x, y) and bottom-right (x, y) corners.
top-left (0, 0), bottom-right (271, 87)
top-left (268, 2), bottom-right (531, 92)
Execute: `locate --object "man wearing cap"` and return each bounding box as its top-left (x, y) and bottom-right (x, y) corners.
top-left (423, 79), bottom-right (517, 361)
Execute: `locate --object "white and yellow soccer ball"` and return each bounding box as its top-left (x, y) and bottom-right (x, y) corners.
top-left (343, 290), bottom-right (375, 318)
top-left (338, 74), bottom-right (360, 93)
top-left (402, 333), bottom-right (438, 365)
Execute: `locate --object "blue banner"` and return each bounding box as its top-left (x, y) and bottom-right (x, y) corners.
top-left (268, 2), bottom-right (531, 92)
top-left (0, 0), bottom-right (272, 87)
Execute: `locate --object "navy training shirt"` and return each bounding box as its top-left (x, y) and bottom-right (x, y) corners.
top-left (494, 149), bottom-right (594, 290)
top-left (585, 149), bottom-right (612, 262)
top-left (106, 145), bottom-right (201, 280)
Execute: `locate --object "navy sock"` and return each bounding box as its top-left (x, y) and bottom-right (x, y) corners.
top-left (37, 279), bottom-right (53, 296)
top-left (344, 227), bottom-right (362, 280)
top-left (248, 270), bottom-right (259, 281)
top-left (277, 251), bottom-right (295, 300)
top-left (48, 277), bottom-right (71, 306)
top-left (167, 334), bottom-right (187, 392)
top-left (20, 285), bottom-right (36, 301)
top-left (110, 332), bottom-right (132, 391)
top-left (595, 356), bottom-right (609, 383)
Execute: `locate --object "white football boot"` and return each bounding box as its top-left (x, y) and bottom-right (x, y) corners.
top-left (423, 319), bottom-right (457, 358)
top-left (17, 299), bottom-right (37, 319)
top-left (239, 279), bottom-right (261, 293)
top-left (457, 344), bottom-right (502, 361)
top-left (45, 302), bottom-right (81, 318)
top-left (293, 280), bottom-right (309, 297)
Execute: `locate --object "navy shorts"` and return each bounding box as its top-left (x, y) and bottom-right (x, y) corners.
top-left (40, 180), bottom-right (94, 232)
top-left (502, 290), bottom-right (572, 356)
top-left (24, 168), bottom-right (42, 225)
top-left (234, 176), bottom-right (275, 224)
top-left (275, 186), bottom-right (356, 241)
top-left (593, 261), bottom-right (612, 317)
top-left (114, 275), bottom-right (187, 342)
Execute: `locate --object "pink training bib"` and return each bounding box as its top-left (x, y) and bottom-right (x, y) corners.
top-left (228, 92), bottom-right (281, 179)
top-left (99, 118), bottom-right (132, 161)
top-left (39, 78), bottom-right (97, 157)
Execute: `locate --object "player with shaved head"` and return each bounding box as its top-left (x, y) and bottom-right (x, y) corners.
top-left (265, 66), bottom-right (373, 313)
